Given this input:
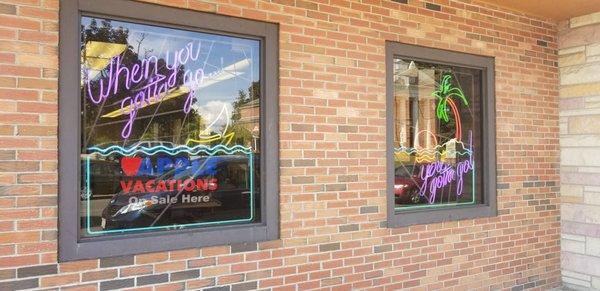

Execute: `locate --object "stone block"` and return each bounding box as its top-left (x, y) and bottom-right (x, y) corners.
top-left (586, 237), bottom-right (600, 257)
top-left (561, 63), bottom-right (600, 85)
top-left (562, 203), bottom-right (600, 223)
top-left (560, 120), bottom-right (568, 134)
top-left (559, 52), bottom-right (586, 67)
top-left (588, 55), bottom-right (600, 63)
top-left (560, 82), bottom-right (600, 98)
top-left (559, 23), bottom-right (600, 48)
top-left (563, 196), bottom-right (584, 204)
top-left (562, 172), bottom-right (600, 186)
top-left (560, 45), bottom-right (586, 55)
top-left (563, 251), bottom-right (600, 276)
top-left (568, 115), bottom-right (600, 134)
top-left (563, 233), bottom-right (586, 242)
top-left (592, 276), bottom-right (600, 289)
top-left (586, 96), bottom-right (600, 108)
top-left (561, 184), bottom-right (584, 197)
top-left (563, 276), bottom-right (591, 288)
top-left (560, 97), bottom-right (585, 110)
top-left (562, 238), bottom-right (586, 254)
top-left (571, 12), bottom-right (600, 28)
top-left (588, 43), bottom-right (600, 56)
top-left (562, 220), bottom-right (600, 238)
top-left (584, 191), bottom-right (600, 205)
top-left (562, 148), bottom-right (600, 166)
top-left (563, 270), bottom-right (592, 281)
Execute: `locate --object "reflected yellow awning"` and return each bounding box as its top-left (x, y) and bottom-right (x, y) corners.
top-left (82, 41), bottom-right (128, 81)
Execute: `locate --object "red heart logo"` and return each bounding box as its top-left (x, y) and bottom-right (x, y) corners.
top-left (121, 157), bottom-right (142, 176)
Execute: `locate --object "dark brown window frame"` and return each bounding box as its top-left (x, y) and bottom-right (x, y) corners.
top-left (385, 41), bottom-right (497, 227)
top-left (58, 0), bottom-right (279, 261)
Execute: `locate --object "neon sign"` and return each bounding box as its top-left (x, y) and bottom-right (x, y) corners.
top-left (394, 72), bottom-right (476, 209)
top-left (118, 155), bottom-right (218, 194)
top-left (79, 16), bottom-right (263, 239)
top-left (84, 40), bottom-right (218, 139)
top-left (416, 135), bottom-right (474, 204)
top-left (432, 74), bottom-right (469, 141)
top-left (84, 144), bottom-right (255, 235)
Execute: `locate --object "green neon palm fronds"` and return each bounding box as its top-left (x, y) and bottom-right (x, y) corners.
top-left (432, 74), bottom-right (468, 123)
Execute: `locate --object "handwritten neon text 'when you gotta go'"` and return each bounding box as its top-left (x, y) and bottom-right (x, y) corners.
top-left (85, 41), bottom-right (217, 139)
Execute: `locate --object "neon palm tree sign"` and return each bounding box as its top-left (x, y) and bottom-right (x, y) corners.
top-left (394, 71), bottom-right (476, 209)
top-left (432, 74), bottom-right (468, 141)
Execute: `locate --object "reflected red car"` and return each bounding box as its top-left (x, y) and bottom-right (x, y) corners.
top-left (394, 165), bottom-right (425, 204)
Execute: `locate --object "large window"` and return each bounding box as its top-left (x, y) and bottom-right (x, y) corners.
top-left (385, 42), bottom-right (496, 227)
top-left (59, 0), bottom-right (278, 261)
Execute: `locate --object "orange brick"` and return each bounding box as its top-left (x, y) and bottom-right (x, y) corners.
top-left (17, 78), bottom-right (57, 90)
top-left (201, 245), bottom-right (230, 256)
top-left (0, 15), bottom-right (40, 30)
top-left (59, 260), bottom-right (98, 273)
top-left (0, 65), bottom-right (39, 77)
top-left (187, 278), bottom-right (215, 289)
top-left (154, 261), bottom-right (186, 273)
top-left (0, 254), bottom-right (38, 267)
top-left (17, 241), bottom-right (56, 254)
top-left (155, 282), bottom-right (185, 291)
top-left (81, 269), bottom-right (118, 282)
top-left (40, 273), bottom-right (80, 287)
top-left (218, 274), bottom-right (244, 285)
top-left (135, 252), bottom-right (168, 264)
top-left (202, 265), bottom-right (230, 277)
top-left (0, 52), bottom-right (14, 64)
top-left (18, 30), bottom-right (57, 43)
top-left (169, 249), bottom-right (200, 260)
top-left (0, 231), bottom-right (39, 244)
top-left (18, 6), bottom-right (57, 20)
top-left (0, 28), bottom-right (15, 40)
top-left (120, 265), bottom-right (153, 277)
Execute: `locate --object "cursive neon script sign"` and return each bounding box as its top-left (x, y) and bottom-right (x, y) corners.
top-left (418, 158), bottom-right (473, 204)
top-left (84, 41), bottom-right (208, 138)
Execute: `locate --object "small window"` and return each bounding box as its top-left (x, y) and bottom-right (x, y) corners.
top-left (59, 0), bottom-right (279, 261)
top-left (385, 42), bottom-right (497, 227)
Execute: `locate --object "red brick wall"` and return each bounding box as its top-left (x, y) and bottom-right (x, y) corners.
top-left (0, 0), bottom-right (561, 290)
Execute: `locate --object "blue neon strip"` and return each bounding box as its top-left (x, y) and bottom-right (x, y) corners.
top-left (88, 144), bottom-right (252, 156)
top-left (394, 147), bottom-right (473, 156)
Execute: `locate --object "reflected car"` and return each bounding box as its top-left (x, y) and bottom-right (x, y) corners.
top-left (100, 155), bottom-right (259, 230)
top-left (394, 165), bottom-right (425, 205)
top-left (395, 163), bottom-right (472, 206)
top-left (81, 157), bottom-right (122, 200)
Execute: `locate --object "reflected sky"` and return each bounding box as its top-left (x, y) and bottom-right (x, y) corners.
top-left (81, 16), bottom-right (260, 122)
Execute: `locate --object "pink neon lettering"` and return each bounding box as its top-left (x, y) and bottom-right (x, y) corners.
top-left (85, 58), bottom-right (115, 104)
top-left (418, 159), bottom-right (473, 204)
top-left (85, 41), bottom-right (210, 138)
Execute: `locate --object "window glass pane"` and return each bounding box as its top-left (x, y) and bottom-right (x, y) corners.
top-left (393, 57), bottom-right (483, 212)
top-left (79, 16), bottom-right (261, 237)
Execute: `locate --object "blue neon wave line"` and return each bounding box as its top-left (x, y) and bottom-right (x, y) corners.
top-left (85, 150), bottom-right (255, 235)
top-left (87, 144), bottom-right (252, 156)
top-left (394, 147), bottom-right (473, 156)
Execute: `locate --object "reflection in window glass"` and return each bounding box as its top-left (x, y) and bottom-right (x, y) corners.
top-left (393, 57), bottom-right (483, 211)
top-left (79, 16), bottom-right (261, 237)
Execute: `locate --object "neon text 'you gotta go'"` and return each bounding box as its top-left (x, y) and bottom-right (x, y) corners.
top-left (417, 159), bottom-right (473, 204)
